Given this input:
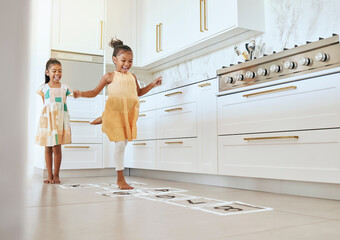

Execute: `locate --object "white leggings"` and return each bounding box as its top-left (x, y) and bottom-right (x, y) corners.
top-left (114, 140), bottom-right (128, 171)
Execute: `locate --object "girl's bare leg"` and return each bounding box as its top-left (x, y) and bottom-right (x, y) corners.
top-left (52, 145), bottom-right (62, 184)
top-left (116, 170), bottom-right (133, 190)
top-left (44, 147), bottom-right (53, 183)
top-left (90, 116), bottom-right (102, 125)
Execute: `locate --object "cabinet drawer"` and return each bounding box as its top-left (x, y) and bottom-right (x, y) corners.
top-left (157, 138), bottom-right (197, 173)
top-left (139, 95), bottom-right (157, 112)
top-left (125, 140), bottom-right (156, 169)
top-left (157, 102), bottom-right (197, 139)
top-left (70, 120), bottom-right (102, 143)
top-left (156, 85), bottom-right (196, 109)
top-left (61, 144), bottom-right (102, 169)
top-left (218, 129), bottom-right (340, 183)
top-left (137, 110), bottom-right (157, 140)
top-left (218, 73), bottom-right (340, 135)
top-left (68, 95), bottom-right (103, 119)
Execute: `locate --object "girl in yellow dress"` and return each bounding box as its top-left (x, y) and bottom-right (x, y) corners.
top-left (36, 58), bottom-right (72, 184)
top-left (73, 38), bottom-right (161, 189)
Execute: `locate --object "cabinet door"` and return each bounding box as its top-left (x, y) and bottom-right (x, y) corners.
top-left (157, 138), bottom-right (197, 172)
top-left (137, 110), bottom-right (157, 140)
top-left (218, 129), bottom-right (340, 184)
top-left (125, 141), bottom-right (156, 169)
top-left (67, 95), bottom-right (103, 119)
top-left (157, 102), bottom-right (197, 139)
top-left (196, 80), bottom-right (217, 174)
top-left (52, 0), bottom-right (105, 55)
top-left (61, 144), bottom-right (103, 169)
top-left (70, 120), bottom-right (102, 143)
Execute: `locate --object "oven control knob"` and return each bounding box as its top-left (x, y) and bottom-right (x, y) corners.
top-left (224, 76), bottom-right (235, 84)
top-left (315, 53), bottom-right (329, 62)
top-left (235, 74), bottom-right (244, 81)
top-left (299, 57), bottom-right (312, 66)
top-left (270, 64), bottom-right (282, 73)
top-left (257, 68), bottom-right (268, 76)
top-left (284, 61), bottom-right (296, 69)
top-left (245, 71), bottom-right (256, 79)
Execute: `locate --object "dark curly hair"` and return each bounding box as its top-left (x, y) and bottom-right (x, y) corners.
top-left (108, 38), bottom-right (132, 59)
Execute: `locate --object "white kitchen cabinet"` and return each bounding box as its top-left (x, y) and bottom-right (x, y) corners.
top-left (156, 85), bottom-right (197, 109)
top-left (218, 73), bottom-right (340, 135)
top-left (125, 140), bottom-right (157, 169)
top-left (105, 0), bottom-right (137, 64)
top-left (137, 110), bottom-right (157, 140)
top-left (137, 0), bottom-right (264, 70)
top-left (218, 129), bottom-right (340, 184)
top-left (196, 80), bottom-right (217, 174)
top-left (70, 120), bottom-right (102, 143)
top-left (157, 138), bottom-right (197, 173)
top-left (51, 0), bottom-right (105, 55)
top-left (68, 95), bottom-right (103, 119)
top-left (157, 102), bottom-right (197, 139)
top-left (139, 94), bottom-right (157, 112)
top-left (61, 144), bottom-right (103, 169)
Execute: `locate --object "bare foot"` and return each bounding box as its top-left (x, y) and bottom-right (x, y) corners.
top-left (52, 176), bottom-right (61, 184)
top-left (117, 180), bottom-right (134, 190)
top-left (44, 178), bottom-right (53, 184)
top-left (90, 117), bottom-right (102, 125)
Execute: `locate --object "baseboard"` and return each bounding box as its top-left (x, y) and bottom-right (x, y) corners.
top-left (37, 168), bottom-right (129, 178)
top-left (129, 169), bottom-right (340, 200)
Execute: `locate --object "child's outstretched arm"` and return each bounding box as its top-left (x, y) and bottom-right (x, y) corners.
top-left (73, 72), bottom-right (113, 98)
top-left (135, 75), bottom-right (162, 97)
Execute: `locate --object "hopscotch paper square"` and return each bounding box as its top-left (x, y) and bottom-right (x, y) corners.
top-left (194, 201), bottom-right (273, 216)
top-left (167, 197), bottom-right (226, 208)
top-left (136, 187), bottom-right (188, 195)
top-left (135, 192), bottom-right (191, 202)
top-left (95, 189), bottom-right (142, 198)
top-left (57, 183), bottom-right (99, 189)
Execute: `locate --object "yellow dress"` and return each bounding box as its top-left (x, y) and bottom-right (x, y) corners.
top-left (102, 71), bottom-right (139, 141)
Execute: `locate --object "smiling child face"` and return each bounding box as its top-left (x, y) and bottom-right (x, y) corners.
top-left (113, 51), bottom-right (133, 73)
top-left (46, 64), bottom-right (62, 84)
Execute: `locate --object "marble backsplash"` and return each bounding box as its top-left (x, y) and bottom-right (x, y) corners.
top-left (145, 0), bottom-right (340, 95)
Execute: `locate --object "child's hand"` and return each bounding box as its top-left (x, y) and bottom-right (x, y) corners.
top-left (73, 90), bottom-right (81, 98)
top-left (153, 76), bottom-right (162, 87)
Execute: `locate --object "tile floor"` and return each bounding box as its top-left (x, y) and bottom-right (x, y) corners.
top-left (25, 175), bottom-right (340, 240)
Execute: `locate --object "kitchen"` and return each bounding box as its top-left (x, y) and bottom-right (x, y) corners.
top-left (2, 0), bottom-right (340, 239)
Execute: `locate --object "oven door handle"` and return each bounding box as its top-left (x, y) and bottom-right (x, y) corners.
top-left (244, 136), bottom-right (299, 141)
top-left (243, 86), bottom-right (297, 98)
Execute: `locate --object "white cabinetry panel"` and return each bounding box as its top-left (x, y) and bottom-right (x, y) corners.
top-left (156, 85), bottom-right (196, 109)
top-left (68, 95), bottom-right (103, 119)
top-left (157, 102), bottom-right (197, 139)
top-left (218, 129), bottom-right (340, 184)
top-left (139, 95), bottom-right (157, 112)
top-left (157, 138), bottom-right (197, 172)
top-left (137, 110), bottom-right (157, 140)
top-left (125, 140), bottom-right (156, 169)
top-left (70, 121), bottom-right (102, 143)
top-left (218, 73), bottom-right (340, 135)
top-left (62, 144), bottom-right (102, 169)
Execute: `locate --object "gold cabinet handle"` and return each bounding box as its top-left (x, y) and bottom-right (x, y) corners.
top-left (243, 86), bottom-right (297, 98)
top-left (159, 23), bottom-right (163, 51)
top-left (139, 114), bottom-right (146, 117)
top-left (199, 0), bottom-right (204, 32)
top-left (165, 91), bottom-right (182, 97)
top-left (198, 83), bottom-right (211, 87)
top-left (140, 100), bottom-right (146, 103)
top-left (156, 24), bottom-right (159, 52)
top-left (64, 146), bottom-right (91, 149)
top-left (165, 141), bottom-right (183, 144)
top-left (244, 136), bottom-right (299, 141)
top-left (203, 0), bottom-right (208, 31)
top-left (100, 20), bottom-right (103, 49)
top-left (70, 120), bottom-right (91, 123)
top-left (165, 108), bottom-right (182, 112)
top-left (133, 143), bottom-right (147, 146)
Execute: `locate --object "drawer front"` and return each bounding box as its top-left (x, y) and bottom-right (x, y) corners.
top-left (218, 73), bottom-right (340, 135)
top-left (156, 85), bottom-right (196, 109)
top-left (139, 95), bottom-right (157, 112)
top-left (61, 144), bottom-right (102, 169)
top-left (157, 138), bottom-right (197, 173)
top-left (136, 110), bottom-right (157, 140)
top-left (70, 120), bottom-right (102, 143)
top-left (68, 95), bottom-right (103, 119)
top-left (157, 102), bottom-right (197, 139)
top-left (218, 129), bottom-right (340, 183)
top-left (125, 140), bottom-right (156, 169)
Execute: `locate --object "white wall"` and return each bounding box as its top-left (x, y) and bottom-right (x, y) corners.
top-left (151, 0), bottom-right (340, 92)
top-left (0, 0), bottom-right (31, 239)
